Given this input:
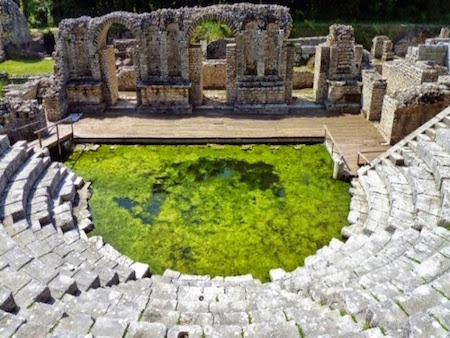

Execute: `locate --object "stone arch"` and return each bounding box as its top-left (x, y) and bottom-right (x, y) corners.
top-left (88, 12), bottom-right (143, 82)
top-left (184, 12), bottom-right (239, 44)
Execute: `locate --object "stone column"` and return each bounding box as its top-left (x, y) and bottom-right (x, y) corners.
top-left (382, 40), bottom-right (394, 61)
top-left (180, 34), bottom-right (190, 80)
top-left (189, 44), bottom-right (203, 106)
top-left (284, 45), bottom-right (295, 104)
top-left (226, 43), bottom-right (237, 105)
top-left (361, 69), bottom-right (387, 121)
top-left (313, 45), bottom-right (330, 103)
top-left (100, 46), bottom-right (119, 105)
top-left (234, 34), bottom-right (245, 79)
top-left (159, 31), bottom-right (168, 79)
top-left (256, 30), bottom-right (265, 77)
top-left (276, 30), bottom-right (285, 78)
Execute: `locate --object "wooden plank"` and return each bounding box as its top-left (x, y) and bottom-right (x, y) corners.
top-left (67, 111), bottom-right (389, 176)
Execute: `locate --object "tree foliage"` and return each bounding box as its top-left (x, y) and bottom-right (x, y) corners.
top-left (14, 0), bottom-right (450, 27)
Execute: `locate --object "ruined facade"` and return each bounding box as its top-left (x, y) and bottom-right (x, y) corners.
top-left (379, 81), bottom-right (450, 144)
top-left (363, 31), bottom-right (450, 144)
top-left (313, 25), bottom-right (363, 112)
top-left (54, 4), bottom-right (293, 118)
top-left (0, 77), bottom-right (50, 141)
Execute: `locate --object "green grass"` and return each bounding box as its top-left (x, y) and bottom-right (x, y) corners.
top-left (66, 144), bottom-right (350, 281)
top-left (191, 20), bottom-right (234, 43)
top-left (0, 81), bottom-right (4, 98)
top-left (0, 58), bottom-right (54, 75)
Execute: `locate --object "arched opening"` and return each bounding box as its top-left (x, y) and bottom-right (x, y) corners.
top-left (96, 21), bottom-right (140, 109)
top-left (190, 19), bottom-right (234, 107)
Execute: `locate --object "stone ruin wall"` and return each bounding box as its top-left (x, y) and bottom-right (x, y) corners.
top-left (313, 24), bottom-right (363, 112)
top-left (382, 60), bottom-right (447, 95)
top-left (361, 69), bottom-right (387, 121)
top-left (379, 81), bottom-right (450, 144)
top-left (0, 77), bottom-right (51, 142)
top-left (363, 31), bottom-right (450, 143)
top-left (54, 4), bottom-right (293, 118)
top-left (202, 60), bottom-right (227, 90)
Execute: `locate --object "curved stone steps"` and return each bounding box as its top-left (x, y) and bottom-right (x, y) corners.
top-left (366, 270), bottom-right (450, 336)
top-left (3, 155), bottom-right (51, 224)
top-left (342, 179), bottom-right (369, 238)
top-left (26, 162), bottom-right (66, 229)
top-left (402, 165), bottom-right (442, 231)
top-left (358, 169), bottom-right (390, 235)
top-left (0, 139), bottom-right (148, 303)
top-left (374, 162), bottom-right (415, 233)
top-left (52, 274), bottom-right (361, 337)
top-left (411, 139), bottom-right (450, 227)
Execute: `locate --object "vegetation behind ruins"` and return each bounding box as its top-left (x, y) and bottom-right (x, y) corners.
top-left (12, 0), bottom-right (450, 28)
top-left (66, 144), bottom-right (350, 281)
top-left (0, 58), bottom-right (54, 75)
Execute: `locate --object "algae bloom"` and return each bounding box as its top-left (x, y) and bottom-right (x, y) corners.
top-left (66, 144), bottom-right (350, 281)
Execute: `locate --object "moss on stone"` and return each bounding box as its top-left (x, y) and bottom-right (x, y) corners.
top-left (66, 144), bottom-right (350, 282)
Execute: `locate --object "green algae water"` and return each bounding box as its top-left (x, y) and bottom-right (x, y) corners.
top-left (66, 144), bottom-right (350, 281)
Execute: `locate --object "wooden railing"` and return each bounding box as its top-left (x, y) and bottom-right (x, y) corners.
top-left (356, 148), bottom-right (394, 167)
top-left (34, 115), bottom-right (74, 155)
top-left (357, 151), bottom-right (371, 167)
top-left (324, 125), bottom-right (351, 173)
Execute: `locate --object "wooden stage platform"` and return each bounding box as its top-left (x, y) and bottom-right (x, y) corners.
top-left (41, 110), bottom-right (386, 176)
top-left (30, 109), bottom-right (390, 176)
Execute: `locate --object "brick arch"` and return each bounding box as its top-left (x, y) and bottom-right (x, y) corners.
top-left (184, 12), bottom-right (239, 43)
top-left (89, 12), bottom-right (142, 50)
top-left (87, 12), bottom-right (143, 81)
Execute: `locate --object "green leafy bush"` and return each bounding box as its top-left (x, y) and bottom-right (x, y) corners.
top-left (191, 20), bottom-right (233, 43)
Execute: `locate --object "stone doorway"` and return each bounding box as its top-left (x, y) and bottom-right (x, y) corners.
top-left (189, 20), bottom-right (235, 107)
top-left (100, 23), bottom-right (139, 109)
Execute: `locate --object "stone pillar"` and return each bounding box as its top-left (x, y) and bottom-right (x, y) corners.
top-left (256, 30), bottom-right (265, 77)
top-left (382, 40), bottom-right (394, 61)
top-left (277, 30), bottom-right (285, 78)
top-left (44, 92), bottom-right (67, 121)
top-left (353, 45), bottom-right (363, 76)
top-left (234, 34), bottom-right (245, 79)
top-left (160, 31), bottom-right (168, 79)
top-left (371, 36), bottom-right (389, 59)
top-left (180, 35), bottom-right (190, 80)
top-left (333, 159), bottom-right (345, 180)
top-left (226, 43), bottom-right (237, 105)
top-left (100, 46), bottom-right (119, 106)
top-left (361, 69), bottom-right (387, 121)
top-left (284, 45), bottom-right (295, 104)
top-left (189, 44), bottom-right (203, 106)
top-left (200, 40), bottom-right (207, 60)
top-left (313, 45), bottom-right (330, 103)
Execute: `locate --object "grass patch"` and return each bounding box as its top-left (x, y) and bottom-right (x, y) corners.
top-left (0, 80), bottom-right (4, 98)
top-left (191, 20), bottom-right (233, 43)
top-left (0, 58), bottom-right (54, 75)
top-left (66, 144), bottom-right (350, 281)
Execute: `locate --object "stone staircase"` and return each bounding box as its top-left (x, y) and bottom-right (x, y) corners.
top-left (2, 106), bottom-right (450, 336)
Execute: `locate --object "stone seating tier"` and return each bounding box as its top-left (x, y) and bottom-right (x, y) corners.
top-left (1, 105), bottom-right (450, 337)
